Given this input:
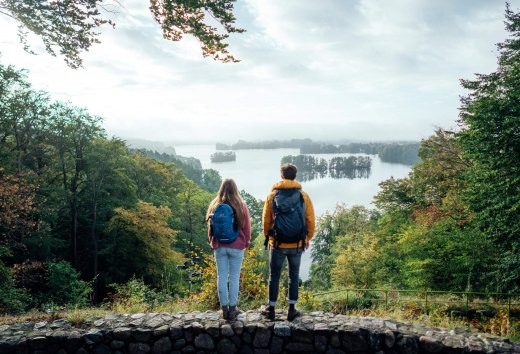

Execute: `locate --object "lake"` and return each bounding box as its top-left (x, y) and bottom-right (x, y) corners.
top-left (175, 145), bottom-right (412, 280)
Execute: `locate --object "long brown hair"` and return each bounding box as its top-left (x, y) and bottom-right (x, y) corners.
top-left (206, 178), bottom-right (246, 228)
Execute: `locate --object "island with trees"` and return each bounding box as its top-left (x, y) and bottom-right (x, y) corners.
top-left (210, 151), bottom-right (237, 163)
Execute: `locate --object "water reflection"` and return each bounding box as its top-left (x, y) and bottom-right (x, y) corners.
top-left (281, 155), bottom-right (372, 181)
top-left (329, 168), bottom-right (371, 179)
top-left (299, 171), bottom-right (328, 182)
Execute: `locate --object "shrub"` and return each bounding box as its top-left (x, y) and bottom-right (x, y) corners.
top-left (46, 261), bottom-right (92, 308)
top-left (0, 261), bottom-right (31, 314)
top-left (110, 277), bottom-right (174, 313)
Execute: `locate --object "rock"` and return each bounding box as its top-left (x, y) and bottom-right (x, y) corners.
top-left (274, 323), bottom-right (291, 337)
top-left (396, 335), bottom-right (419, 354)
top-left (285, 342), bottom-right (314, 352)
top-left (50, 320), bottom-right (69, 329)
top-left (204, 321), bottom-right (219, 337)
top-left (330, 333), bottom-right (340, 347)
top-left (270, 336), bottom-right (283, 353)
top-left (341, 330), bottom-right (368, 352)
top-left (113, 327), bottom-right (132, 340)
top-left (194, 334), bottom-right (214, 350)
top-left (94, 320), bottom-right (105, 327)
top-left (110, 340), bottom-right (125, 349)
top-left (173, 339), bottom-right (186, 349)
top-left (93, 344), bottom-right (111, 354)
top-left (315, 335), bottom-right (328, 352)
top-left (146, 317), bottom-right (164, 329)
top-left (152, 337), bottom-right (172, 354)
top-left (218, 338), bottom-right (237, 354)
top-left (132, 328), bottom-right (153, 342)
top-left (27, 336), bottom-right (47, 350)
top-left (221, 324), bottom-right (234, 337)
top-left (384, 330), bottom-right (396, 348)
top-left (34, 322), bottom-right (47, 330)
top-left (66, 331), bottom-right (83, 352)
top-left (84, 331), bottom-right (104, 345)
top-left (169, 323), bottom-right (183, 339)
top-left (153, 325), bottom-right (169, 337)
top-left (252, 325), bottom-right (270, 348)
top-left (233, 321), bottom-right (244, 335)
top-left (419, 335), bottom-right (443, 353)
top-left (129, 342), bottom-right (151, 354)
top-left (442, 335), bottom-right (465, 349)
top-left (130, 314), bottom-right (146, 320)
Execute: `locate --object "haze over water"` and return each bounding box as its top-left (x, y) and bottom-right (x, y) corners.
top-left (175, 145), bottom-right (412, 279)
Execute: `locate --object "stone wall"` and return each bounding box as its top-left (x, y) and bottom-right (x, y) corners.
top-left (0, 310), bottom-right (518, 354)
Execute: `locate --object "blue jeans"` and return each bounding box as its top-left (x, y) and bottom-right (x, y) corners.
top-left (268, 247), bottom-right (303, 306)
top-left (214, 247), bottom-right (245, 307)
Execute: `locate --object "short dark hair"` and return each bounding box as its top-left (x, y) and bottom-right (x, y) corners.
top-left (280, 163), bottom-right (297, 180)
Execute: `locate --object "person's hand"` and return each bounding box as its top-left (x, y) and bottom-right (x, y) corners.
top-left (305, 241), bottom-right (310, 250)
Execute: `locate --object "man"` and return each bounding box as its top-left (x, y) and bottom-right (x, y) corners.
top-left (261, 163), bottom-right (315, 321)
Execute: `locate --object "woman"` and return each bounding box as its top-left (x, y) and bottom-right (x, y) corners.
top-left (206, 179), bottom-right (251, 320)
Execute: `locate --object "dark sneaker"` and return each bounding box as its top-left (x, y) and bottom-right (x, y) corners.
top-left (287, 308), bottom-right (301, 321)
top-left (228, 306), bottom-right (241, 320)
top-left (221, 306), bottom-right (229, 320)
top-left (261, 306), bottom-right (275, 321)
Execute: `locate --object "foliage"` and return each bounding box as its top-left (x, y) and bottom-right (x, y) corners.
top-left (309, 205), bottom-right (379, 290)
top-left (110, 277), bottom-right (174, 313)
top-left (210, 151), bottom-right (236, 162)
top-left (240, 190), bottom-right (264, 238)
top-left (0, 169), bottom-right (38, 258)
top-left (46, 261), bottom-right (92, 308)
top-left (0, 0), bottom-right (243, 68)
top-left (0, 0), bottom-right (114, 68)
top-left (458, 4), bottom-right (520, 292)
top-left (107, 201), bottom-right (183, 287)
top-left (0, 258), bottom-right (31, 314)
top-left (378, 143), bottom-right (421, 165)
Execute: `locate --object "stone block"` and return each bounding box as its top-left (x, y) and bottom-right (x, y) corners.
top-left (419, 335), bottom-right (443, 353)
top-left (252, 325), bottom-right (270, 348)
top-left (315, 334), bottom-right (328, 352)
top-left (194, 334), bottom-right (214, 350)
top-left (285, 342), bottom-right (314, 352)
top-left (270, 336), bottom-right (283, 353)
top-left (152, 337), bottom-right (172, 354)
top-left (128, 342), bottom-right (151, 354)
top-left (217, 338), bottom-right (237, 354)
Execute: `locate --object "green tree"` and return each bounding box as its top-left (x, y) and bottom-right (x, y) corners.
top-left (458, 4), bottom-right (520, 292)
top-left (107, 201), bottom-right (183, 287)
top-left (0, 0), bottom-right (243, 68)
top-left (309, 205), bottom-right (378, 290)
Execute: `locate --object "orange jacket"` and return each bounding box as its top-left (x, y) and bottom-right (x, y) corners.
top-left (262, 179), bottom-right (315, 249)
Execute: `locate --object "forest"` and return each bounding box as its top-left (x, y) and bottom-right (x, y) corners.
top-left (0, 6), bottom-right (519, 335)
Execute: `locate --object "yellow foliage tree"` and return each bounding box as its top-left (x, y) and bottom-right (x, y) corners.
top-left (332, 232), bottom-right (380, 289)
top-left (108, 201), bottom-right (184, 287)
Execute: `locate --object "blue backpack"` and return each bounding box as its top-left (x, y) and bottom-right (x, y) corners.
top-left (210, 203), bottom-right (240, 244)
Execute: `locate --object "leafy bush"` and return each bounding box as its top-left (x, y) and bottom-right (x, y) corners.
top-left (46, 261), bottom-right (92, 308)
top-left (110, 277), bottom-right (174, 313)
top-left (0, 260), bottom-right (31, 314)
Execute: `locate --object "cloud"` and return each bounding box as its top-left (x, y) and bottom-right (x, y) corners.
top-left (0, 0), bottom-right (519, 143)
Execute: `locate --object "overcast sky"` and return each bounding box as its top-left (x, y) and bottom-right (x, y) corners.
top-left (1, 0), bottom-right (519, 144)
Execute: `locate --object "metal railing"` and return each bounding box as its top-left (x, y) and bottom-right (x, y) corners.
top-left (312, 288), bottom-right (520, 316)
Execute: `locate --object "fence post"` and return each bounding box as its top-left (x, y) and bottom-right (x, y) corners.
top-left (425, 291), bottom-right (429, 314)
top-left (346, 289), bottom-right (349, 311)
top-left (465, 292), bottom-right (469, 313)
top-left (385, 290), bottom-right (388, 308)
